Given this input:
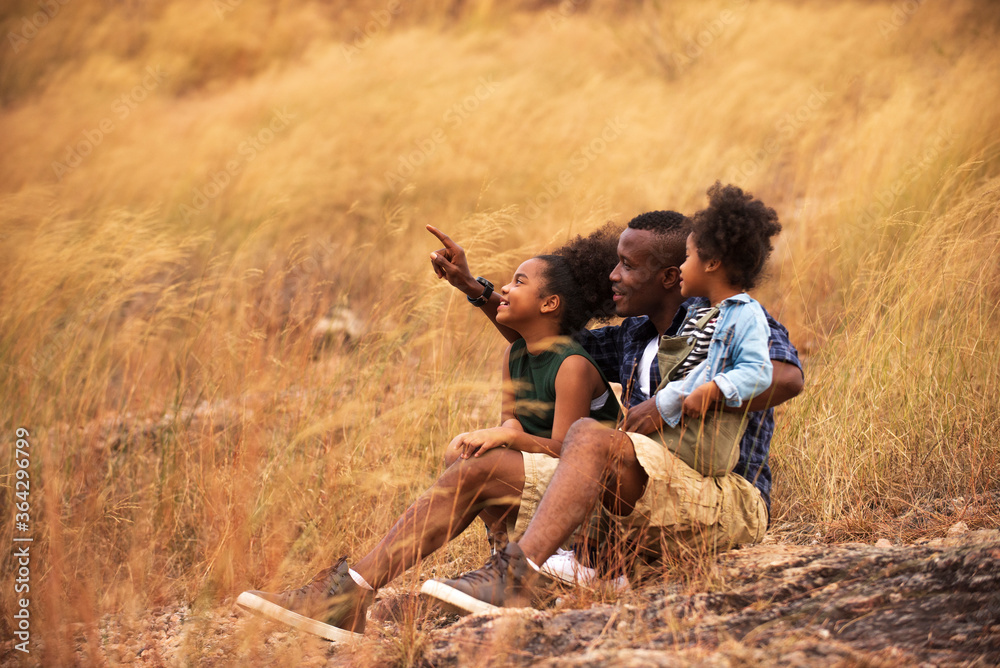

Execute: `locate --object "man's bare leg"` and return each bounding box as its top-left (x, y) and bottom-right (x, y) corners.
top-left (517, 418), bottom-right (648, 567)
top-left (352, 448), bottom-right (525, 588)
top-left (418, 418), bottom-right (648, 613)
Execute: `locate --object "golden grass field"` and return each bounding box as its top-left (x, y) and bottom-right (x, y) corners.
top-left (2, 0), bottom-right (1000, 663)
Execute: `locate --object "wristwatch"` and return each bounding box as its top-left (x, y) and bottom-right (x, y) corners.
top-left (467, 277), bottom-right (494, 307)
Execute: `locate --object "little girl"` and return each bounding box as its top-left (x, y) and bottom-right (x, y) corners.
top-left (443, 232), bottom-right (623, 551)
top-left (651, 182), bottom-right (781, 476)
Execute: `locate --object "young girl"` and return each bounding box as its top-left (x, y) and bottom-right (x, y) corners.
top-left (442, 235), bottom-right (623, 553)
top-left (652, 182), bottom-right (781, 476)
top-left (237, 230), bottom-right (623, 641)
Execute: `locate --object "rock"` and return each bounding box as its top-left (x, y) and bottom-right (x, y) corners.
top-left (405, 531), bottom-right (1000, 667)
top-left (875, 538), bottom-right (893, 548)
top-left (947, 521), bottom-right (969, 536)
top-left (311, 305), bottom-right (366, 353)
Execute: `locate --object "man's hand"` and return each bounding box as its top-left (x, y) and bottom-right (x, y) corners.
top-left (427, 225), bottom-right (480, 296)
top-left (682, 381), bottom-right (723, 419)
top-left (622, 398), bottom-right (665, 434)
top-left (449, 427), bottom-right (516, 458)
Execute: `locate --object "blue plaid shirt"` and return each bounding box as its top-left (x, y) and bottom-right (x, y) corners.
top-left (576, 298), bottom-right (802, 512)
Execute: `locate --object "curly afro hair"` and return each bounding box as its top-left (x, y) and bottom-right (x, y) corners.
top-left (691, 182), bottom-right (781, 291)
top-left (538, 222), bottom-right (622, 335)
top-left (627, 210), bottom-right (691, 269)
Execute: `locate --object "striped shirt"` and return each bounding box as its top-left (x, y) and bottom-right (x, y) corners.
top-left (672, 306), bottom-right (720, 380)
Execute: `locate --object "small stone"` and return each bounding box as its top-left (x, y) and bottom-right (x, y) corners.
top-left (875, 538), bottom-right (893, 548)
top-left (817, 628), bottom-right (831, 639)
top-left (782, 650), bottom-right (811, 668)
top-left (947, 521), bottom-right (969, 537)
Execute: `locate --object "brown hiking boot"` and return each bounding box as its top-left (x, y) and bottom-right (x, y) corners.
top-left (236, 557), bottom-right (373, 642)
top-left (420, 542), bottom-right (535, 614)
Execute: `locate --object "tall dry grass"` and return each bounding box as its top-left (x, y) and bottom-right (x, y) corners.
top-left (1, 0), bottom-right (1000, 663)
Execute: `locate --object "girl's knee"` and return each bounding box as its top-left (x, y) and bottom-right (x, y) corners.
top-left (453, 448), bottom-right (522, 491)
top-left (443, 443), bottom-right (461, 467)
top-left (443, 451), bottom-right (490, 487)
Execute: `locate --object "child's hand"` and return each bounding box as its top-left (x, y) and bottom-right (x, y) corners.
top-left (682, 381), bottom-right (722, 419)
top-left (452, 427), bottom-right (515, 458)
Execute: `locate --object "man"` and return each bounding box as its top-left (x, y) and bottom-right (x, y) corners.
top-left (422, 203), bottom-right (803, 610)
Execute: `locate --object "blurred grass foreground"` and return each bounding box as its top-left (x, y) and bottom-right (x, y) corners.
top-left (2, 0), bottom-right (1000, 662)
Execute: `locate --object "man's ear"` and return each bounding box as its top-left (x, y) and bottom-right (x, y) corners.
top-left (661, 266), bottom-right (681, 291)
top-left (541, 294), bottom-right (560, 315)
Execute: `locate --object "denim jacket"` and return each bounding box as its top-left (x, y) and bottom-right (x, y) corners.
top-left (655, 293), bottom-right (773, 427)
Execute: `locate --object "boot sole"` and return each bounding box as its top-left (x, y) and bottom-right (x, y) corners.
top-left (419, 579), bottom-right (499, 615)
top-left (236, 591), bottom-right (363, 643)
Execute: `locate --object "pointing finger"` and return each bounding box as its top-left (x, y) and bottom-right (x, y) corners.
top-left (426, 224), bottom-right (459, 249)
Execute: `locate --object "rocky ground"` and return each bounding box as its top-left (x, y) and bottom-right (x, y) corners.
top-left (4, 523), bottom-right (999, 667)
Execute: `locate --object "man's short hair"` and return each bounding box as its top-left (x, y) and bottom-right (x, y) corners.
top-left (627, 210), bottom-right (691, 269)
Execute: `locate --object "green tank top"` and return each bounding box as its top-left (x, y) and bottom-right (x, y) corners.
top-left (508, 336), bottom-right (621, 438)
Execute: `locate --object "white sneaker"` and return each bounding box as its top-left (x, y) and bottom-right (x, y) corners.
top-left (539, 548), bottom-right (630, 592)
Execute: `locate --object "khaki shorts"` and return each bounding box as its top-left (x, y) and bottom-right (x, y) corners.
top-left (592, 431), bottom-right (768, 558)
top-left (510, 451), bottom-right (560, 538)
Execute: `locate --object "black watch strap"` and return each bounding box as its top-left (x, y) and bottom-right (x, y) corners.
top-left (467, 277), bottom-right (494, 307)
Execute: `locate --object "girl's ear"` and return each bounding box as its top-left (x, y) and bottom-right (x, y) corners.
top-left (540, 293), bottom-right (560, 315)
top-left (705, 259), bottom-right (721, 273)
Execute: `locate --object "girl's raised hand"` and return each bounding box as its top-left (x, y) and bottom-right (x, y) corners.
top-left (427, 225), bottom-right (476, 290)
